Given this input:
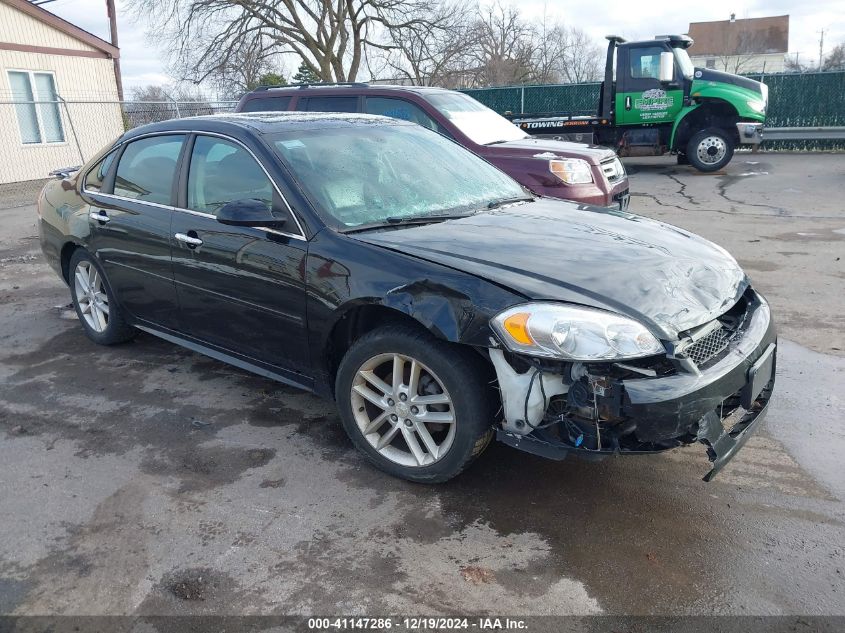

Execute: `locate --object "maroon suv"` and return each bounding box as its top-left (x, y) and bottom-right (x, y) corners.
top-left (235, 84), bottom-right (629, 208)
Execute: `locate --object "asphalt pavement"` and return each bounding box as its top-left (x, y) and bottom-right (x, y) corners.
top-left (0, 152), bottom-right (843, 619)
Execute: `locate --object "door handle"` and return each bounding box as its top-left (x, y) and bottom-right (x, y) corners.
top-left (625, 95), bottom-right (632, 111)
top-left (89, 210), bottom-right (110, 223)
top-left (175, 232), bottom-right (203, 247)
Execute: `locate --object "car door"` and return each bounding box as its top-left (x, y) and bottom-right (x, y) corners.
top-left (83, 134), bottom-right (184, 330)
top-left (170, 133), bottom-right (311, 379)
top-left (616, 44), bottom-right (684, 126)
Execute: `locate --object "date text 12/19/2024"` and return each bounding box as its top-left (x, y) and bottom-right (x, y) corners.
top-left (308, 617), bottom-right (528, 630)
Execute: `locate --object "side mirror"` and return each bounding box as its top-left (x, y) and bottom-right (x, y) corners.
top-left (659, 51), bottom-right (675, 83)
top-left (216, 199), bottom-right (285, 227)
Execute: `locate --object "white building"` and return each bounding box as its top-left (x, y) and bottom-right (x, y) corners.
top-left (0, 0), bottom-right (125, 184)
top-left (687, 14), bottom-right (789, 74)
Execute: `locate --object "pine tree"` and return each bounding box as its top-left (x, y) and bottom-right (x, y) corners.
top-left (292, 62), bottom-right (322, 84)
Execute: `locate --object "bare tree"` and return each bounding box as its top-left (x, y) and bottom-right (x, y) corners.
top-left (129, 0), bottom-right (441, 84)
top-left (192, 32), bottom-right (281, 99)
top-left (784, 53), bottom-right (812, 73)
top-left (470, 1), bottom-right (538, 86)
top-left (531, 9), bottom-right (565, 84)
top-left (555, 27), bottom-right (602, 83)
top-left (823, 43), bottom-right (845, 71)
top-left (714, 28), bottom-right (771, 74)
top-left (379, 2), bottom-right (479, 87)
top-left (125, 84), bottom-right (215, 126)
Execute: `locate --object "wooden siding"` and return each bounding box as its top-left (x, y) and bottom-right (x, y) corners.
top-left (0, 2), bottom-right (123, 183)
top-left (0, 2), bottom-right (99, 53)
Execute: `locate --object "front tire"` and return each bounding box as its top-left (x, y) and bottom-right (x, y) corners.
top-left (69, 249), bottom-right (136, 345)
top-left (335, 325), bottom-right (493, 483)
top-left (686, 128), bottom-right (734, 172)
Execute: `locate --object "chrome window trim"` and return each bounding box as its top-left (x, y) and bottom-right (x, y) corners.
top-left (85, 192), bottom-right (305, 242)
top-left (82, 129), bottom-right (308, 241)
top-left (86, 191), bottom-right (174, 212)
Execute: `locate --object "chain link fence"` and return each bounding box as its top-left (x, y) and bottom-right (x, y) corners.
top-left (0, 99), bottom-right (237, 202)
top-left (2, 72), bottom-right (843, 205)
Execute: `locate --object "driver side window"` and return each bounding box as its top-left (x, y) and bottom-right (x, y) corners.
top-left (187, 136), bottom-right (274, 216)
top-left (629, 46), bottom-right (665, 80)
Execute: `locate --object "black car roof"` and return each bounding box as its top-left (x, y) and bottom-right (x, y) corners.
top-left (122, 111), bottom-right (409, 141)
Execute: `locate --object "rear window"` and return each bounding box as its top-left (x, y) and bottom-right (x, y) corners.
top-left (241, 96), bottom-right (292, 112)
top-left (113, 135), bottom-right (184, 205)
top-left (302, 96), bottom-right (358, 113)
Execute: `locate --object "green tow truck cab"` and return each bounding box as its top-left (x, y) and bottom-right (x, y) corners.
top-left (508, 35), bottom-right (768, 172)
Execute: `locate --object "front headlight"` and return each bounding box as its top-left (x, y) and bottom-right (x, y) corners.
top-left (549, 158), bottom-right (593, 185)
top-left (747, 99), bottom-right (766, 114)
top-left (491, 303), bottom-right (665, 361)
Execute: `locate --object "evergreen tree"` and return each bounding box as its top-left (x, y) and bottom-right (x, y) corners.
top-left (292, 62), bottom-right (322, 84)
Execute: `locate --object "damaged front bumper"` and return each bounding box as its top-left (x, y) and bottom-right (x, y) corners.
top-left (492, 289), bottom-right (777, 481)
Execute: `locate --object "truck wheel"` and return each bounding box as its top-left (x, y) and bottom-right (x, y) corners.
top-left (687, 129), bottom-right (734, 172)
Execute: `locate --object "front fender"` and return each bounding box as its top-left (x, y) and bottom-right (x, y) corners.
top-left (670, 79), bottom-right (766, 149)
top-left (305, 229), bottom-right (527, 393)
top-left (670, 104), bottom-right (703, 150)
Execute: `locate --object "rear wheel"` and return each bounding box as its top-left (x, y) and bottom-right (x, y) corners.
top-left (335, 325), bottom-right (493, 483)
top-left (686, 128), bottom-right (734, 172)
top-left (69, 249), bottom-right (136, 345)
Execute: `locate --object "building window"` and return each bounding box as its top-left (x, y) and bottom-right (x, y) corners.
top-left (7, 70), bottom-right (65, 145)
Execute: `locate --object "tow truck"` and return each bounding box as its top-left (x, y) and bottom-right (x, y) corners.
top-left (507, 35), bottom-right (768, 172)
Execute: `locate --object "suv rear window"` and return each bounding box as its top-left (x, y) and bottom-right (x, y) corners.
top-left (301, 96), bottom-right (358, 112)
top-left (241, 96), bottom-right (292, 112)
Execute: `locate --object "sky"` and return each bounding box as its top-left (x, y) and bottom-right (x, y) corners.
top-left (44, 0), bottom-right (845, 96)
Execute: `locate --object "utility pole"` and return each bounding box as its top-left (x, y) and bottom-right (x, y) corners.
top-left (106, 0), bottom-right (124, 100)
top-left (818, 28), bottom-right (826, 70)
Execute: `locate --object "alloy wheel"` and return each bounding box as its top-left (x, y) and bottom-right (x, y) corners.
top-left (696, 135), bottom-right (727, 165)
top-left (73, 260), bottom-right (109, 333)
top-left (350, 352), bottom-right (456, 467)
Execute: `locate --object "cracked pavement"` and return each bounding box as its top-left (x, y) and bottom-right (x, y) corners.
top-left (1, 153), bottom-right (844, 619)
top-left (626, 152), bottom-right (845, 356)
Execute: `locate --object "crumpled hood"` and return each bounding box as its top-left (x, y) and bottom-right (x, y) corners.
top-left (353, 199), bottom-right (747, 340)
top-left (485, 138), bottom-right (617, 165)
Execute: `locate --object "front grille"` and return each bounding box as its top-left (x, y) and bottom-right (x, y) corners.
top-left (684, 327), bottom-right (731, 366)
top-left (601, 156), bottom-right (625, 183)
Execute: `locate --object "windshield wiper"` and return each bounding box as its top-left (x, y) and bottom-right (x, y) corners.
top-left (342, 212), bottom-right (474, 233)
top-left (487, 195), bottom-right (534, 209)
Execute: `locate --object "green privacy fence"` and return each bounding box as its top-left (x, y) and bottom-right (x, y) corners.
top-left (462, 70), bottom-right (845, 130)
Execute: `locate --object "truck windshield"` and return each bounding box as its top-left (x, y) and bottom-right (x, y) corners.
top-left (269, 123), bottom-right (525, 230)
top-left (674, 48), bottom-right (694, 78)
top-left (424, 92), bottom-right (529, 146)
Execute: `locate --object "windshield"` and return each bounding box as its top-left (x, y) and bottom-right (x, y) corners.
top-left (270, 123), bottom-right (525, 230)
top-left (424, 92), bottom-right (529, 145)
top-left (674, 47), bottom-right (694, 78)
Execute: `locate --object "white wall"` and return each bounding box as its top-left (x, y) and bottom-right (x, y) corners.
top-left (0, 3), bottom-right (123, 184)
top-left (690, 53), bottom-right (786, 74)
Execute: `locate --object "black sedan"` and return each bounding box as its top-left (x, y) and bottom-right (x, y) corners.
top-left (37, 113), bottom-right (776, 483)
